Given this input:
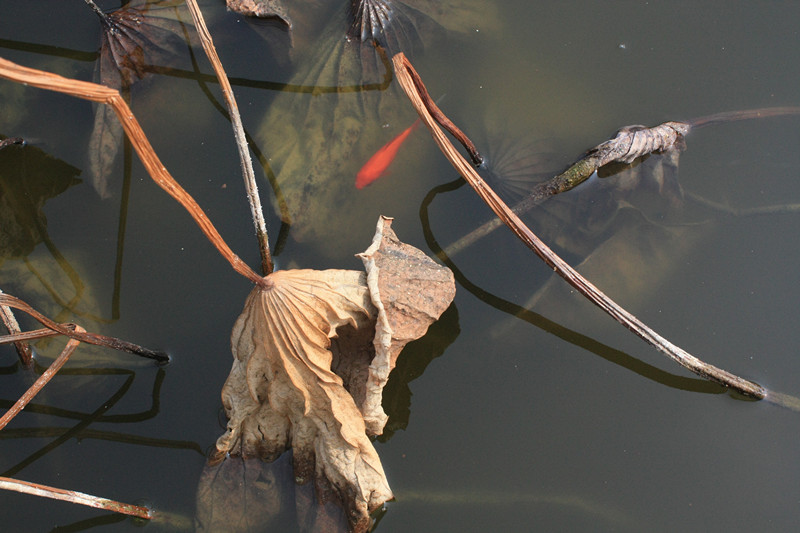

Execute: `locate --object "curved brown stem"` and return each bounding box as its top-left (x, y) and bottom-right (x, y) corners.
top-left (0, 326), bottom-right (83, 431)
top-left (0, 294), bottom-right (168, 363)
top-left (393, 52), bottom-right (766, 400)
top-left (399, 57), bottom-right (483, 166)
top-left (0, 56), bottom-right (268, 289)
top-left (185, 0), bottom-right (274, 275)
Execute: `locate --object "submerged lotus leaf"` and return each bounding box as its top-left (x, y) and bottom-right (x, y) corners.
top-left (356, 216), bottom-right (455, 434)
top-left (215, 217), bottom-right (455, 532)
top-left (89, 0), bottom-right (191, 198)
top-left (257, 8), bottom-right (407, 252)
top-left (0, 141), bottom-right (80, 264)
top-left (196, 454), bottom-right (291, 532)
top-left (257, 0), bottom-right (496, 253)
top-left (516, 149), bottom-right (712, 333)
top-left (402, 0), bottom-right (499, 34)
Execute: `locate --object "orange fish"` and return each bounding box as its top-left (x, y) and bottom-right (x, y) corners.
top-left (355, 118), bottom-right (421, 189)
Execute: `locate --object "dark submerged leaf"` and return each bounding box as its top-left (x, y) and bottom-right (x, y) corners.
top-left (0, 141), bottom-right (80, 263)
top-left (88, 0), bottom-right (191, 197)
top-left (256, 1), bottom-right (495, 252)
top-left (95, 0), bottom-right (189, 89)
top-left (480, 135), bottom-right (562, 201)
top-left (348, 0), bottom-right (435, 56)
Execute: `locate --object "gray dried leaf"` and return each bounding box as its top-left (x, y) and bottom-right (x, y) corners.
top-left (591, 121), bottom-right (690, 166)
top-left (227, 0), bottom-right (291, 27)
top-left (356, 216), bottom-right (455, 434)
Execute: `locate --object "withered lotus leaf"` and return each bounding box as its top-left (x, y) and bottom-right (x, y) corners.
top-left (216, 268), bottom-right (389, 526)
top-left (357, 216), bottom-right (455, 435)
top-left (226, 0), bottom-right (291, 26)
top-left (214, 217), bottom-right (455, 531)
top-left (89, 0), bottom-right (191, 198)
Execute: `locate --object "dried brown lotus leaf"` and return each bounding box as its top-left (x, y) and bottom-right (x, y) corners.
top-left (226, 0), bottom-right (291, 26)
top-left (357, 216), bottom-right (456, 435)
top-left (215, 218), bottom-right (455, 531)
top-left (216, 268), bottom-right (390, 531)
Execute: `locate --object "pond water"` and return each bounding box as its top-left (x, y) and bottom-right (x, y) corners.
top-left (2, 1), bottom-right (800, 531)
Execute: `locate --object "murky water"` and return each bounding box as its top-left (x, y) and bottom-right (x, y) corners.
top-left (1, 1), bottom-right (800, 531)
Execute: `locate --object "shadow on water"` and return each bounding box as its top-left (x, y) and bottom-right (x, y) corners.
top-left (378, 303), bottom-right (460, 441)
top-left (418, 177), bottom-right (724, 396)
top-left (0, 364), bottom-right (203, 480)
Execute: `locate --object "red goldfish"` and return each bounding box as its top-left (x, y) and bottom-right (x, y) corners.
top-left (355, 118), bottom-right (421, 189)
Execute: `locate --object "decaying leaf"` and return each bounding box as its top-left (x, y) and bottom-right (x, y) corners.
top-left (588, 121), bottom-right (690, 167)
top-left (196, 453), bottom-right (295, 532)
top-left (215, 216), bottom-right (455, 532)
top-left (347, 0), bottom-right (438, 56)
top-left (88, 0), bottom-right (191, 198)
top-left (94, 0), bottom-right (189, 90)
top-left (347, 0), bottom-right (500, 47)
top-left (87, 104), bottom-right (124, 199)
top-left (257, 0), bottom-right (496, 252)
top-left (256, 8), bottom-right (406, 249)
top-left (196, 452), bottom-right (348, 532)
top-left (356, 216), bottom-right (456, 434)
top-left (216, 267), bottom-right (388, 532)
top-left (0, 141), bottom-right (124, 360)
top-left (226, 0), bottom-right (291, 27)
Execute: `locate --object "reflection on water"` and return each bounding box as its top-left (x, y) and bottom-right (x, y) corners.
top-left (1, 0), bottom-right (800, 531)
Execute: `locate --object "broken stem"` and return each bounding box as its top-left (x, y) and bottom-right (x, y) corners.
top-left (184, 0), bottom-right (273, 275)
top-left (0, 288), bottom-right (33, 366)
top-left (0, 56), bottom-right (268, 289)
top-left (393, 52), bottom-right (766, 400)
top-left (444, 155), bottom-right (603, 256)
top-left (0, 476), bottom-right (151, 519)
top-left (0, 137), bottom-right (26, 150)
top-left (83, 0), bottom-right (111, 25)
top-left (0, 293), bottom-right (169, 363)
top-left (448, 105), bottom-right (800, 256)
top-left (0, 327), bottom-right (83, 431)
top-left (689, 106), bottom-right (800, 129)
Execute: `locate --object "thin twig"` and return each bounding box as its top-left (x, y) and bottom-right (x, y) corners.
top-left (0, 137), bottom-right (26, 150)
top-left (0, 476), bottom-right (151, 519)
top-left (393, 52), bottom-right (767, 400)
top-left (0, 326), bottom-right (84, 430)
top-left (0, 294), bottom-right (168, 363)
top-left (82, 0), bottom-right (110, 24)
top-left (0, 55), bottom-right (268, 289)
top-left (689, 106), bottom-right (800, 128)
top-left (0, 288), bottom-right (33, 366)
top-left (184, 0), bottom-right (273, 275)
